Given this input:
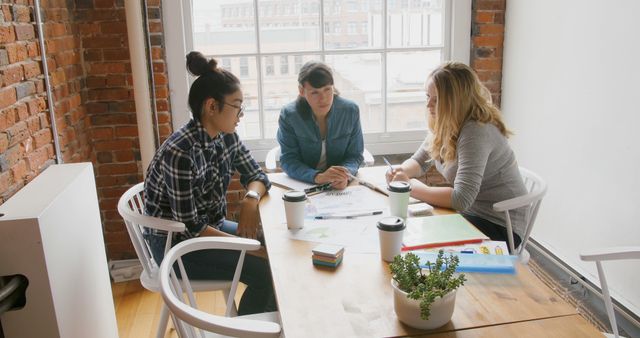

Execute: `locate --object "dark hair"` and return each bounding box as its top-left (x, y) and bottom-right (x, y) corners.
top-left (186, 51), bottom-right (240, 121)
top-left (295, 61), bottom-right (339, 118)
top-left (297, 61), bottom-right (334, 88)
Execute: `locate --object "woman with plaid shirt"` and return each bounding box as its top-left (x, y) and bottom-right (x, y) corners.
top-left (143, 51), bottom-right (275, 315)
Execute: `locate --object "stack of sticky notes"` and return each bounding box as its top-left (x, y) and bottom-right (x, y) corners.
top-left (312, 244), bottom-right (344, 268)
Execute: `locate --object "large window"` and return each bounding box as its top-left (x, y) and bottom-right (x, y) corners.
top-left (164, 0), bottom-right (471, 159)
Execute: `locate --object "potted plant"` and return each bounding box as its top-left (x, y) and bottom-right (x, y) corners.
top-left (390, 250), bottom-right (466, 329)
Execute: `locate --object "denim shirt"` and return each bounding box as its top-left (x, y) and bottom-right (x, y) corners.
top-left (277, 96), bottom-right (364, 183)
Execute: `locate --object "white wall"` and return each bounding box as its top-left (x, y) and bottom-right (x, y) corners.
top-left (502, 0), bottom-right (640, 315)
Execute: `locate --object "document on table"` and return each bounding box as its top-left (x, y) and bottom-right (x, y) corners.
top-left (267, 172), bottom-right (314, 191)
top-left (307, 186), bottom-right (388, 216)
top-left (284, 185), bottom-right (390, 253)
top-left (287, 216), bottom-right (380, 254)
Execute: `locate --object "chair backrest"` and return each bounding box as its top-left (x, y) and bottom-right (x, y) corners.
top-left (159, 237), bottom-right (282, 338)
top-left (117, 183), bottom-right (186, 284)
top-left (580, 247), bottom-right (640, 338)
top-left (493, 167), bottom-right (548, 255)
top-left (265, 145), bottom-right (375, 172)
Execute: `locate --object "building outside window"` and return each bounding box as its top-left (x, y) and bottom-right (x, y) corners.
top-left (239, 57), bottom-right (249, 78)
top-left (280, 56), bottom-right (289, 75)
top-left (165, 0), bottom-right (471, 158)
top-left (294, 55), bottom-right (304, 73)
top-left (221, 57), bottom-right (231, 71)
top-left (265, 56), bottom-right (274, 76)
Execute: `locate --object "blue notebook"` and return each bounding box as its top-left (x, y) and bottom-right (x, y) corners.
top-left (414, 252), bottom-right (517, 274)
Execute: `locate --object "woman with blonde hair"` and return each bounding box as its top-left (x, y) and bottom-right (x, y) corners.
top-left (387, 62), bottom-right (527, 250)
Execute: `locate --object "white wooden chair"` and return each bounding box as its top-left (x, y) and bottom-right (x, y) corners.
top-left (580, 246), bottom-right (640, 338)
top-left (118, 183), bottom-right (235, 338)
top-left (159, 237), bottom-right (282, 338)
top-left (492, 167), bottom-right (547, 262)
top-left (265, 145), bottom-right (375, 172)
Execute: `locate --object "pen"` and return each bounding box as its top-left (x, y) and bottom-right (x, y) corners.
top-left (347, 173), bottom-right (389, 196)
top-left (315, 210), bottom-right (383, 219)
top-left (304, 182), bottom-right (332, 194)
top-left (382, 156), bottom-right (394, 173)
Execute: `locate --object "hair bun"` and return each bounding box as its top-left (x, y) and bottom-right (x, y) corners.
top-left (186, 51), bottom-right (218, 76)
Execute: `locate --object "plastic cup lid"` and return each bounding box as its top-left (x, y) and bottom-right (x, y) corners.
top-left (282, 190), bottom-right (307, 202)
top-left (388, 181), bottom-right (411, 193)
top-left (377, 217), bottom-right (405, 231)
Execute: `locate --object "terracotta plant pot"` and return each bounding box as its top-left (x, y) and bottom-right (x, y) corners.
top-left (391, 280), bottom-right (457, 330)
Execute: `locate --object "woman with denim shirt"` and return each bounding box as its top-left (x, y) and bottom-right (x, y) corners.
top-left (277, 61), bottom-right (364, 189)
top-left (144, 51), bottom-right (276, 315)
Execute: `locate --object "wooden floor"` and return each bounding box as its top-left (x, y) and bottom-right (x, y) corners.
top-left (112, 279), bottom-right (243, 338)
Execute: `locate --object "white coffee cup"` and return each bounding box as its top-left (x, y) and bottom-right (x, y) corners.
top-left (282, 190), bottom-right (307, 229)
top-left (388, 181), bottom-right (411, 219)
top-left (377, 217), bottom-right (406, 262)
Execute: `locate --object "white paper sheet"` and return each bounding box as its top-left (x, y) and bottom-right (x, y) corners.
top-left (286, 216), bottom-right (381, 253)
top-left (307, 186), bottom-right (388, 216)
top-left (267, 172), bottom-right (314, 191)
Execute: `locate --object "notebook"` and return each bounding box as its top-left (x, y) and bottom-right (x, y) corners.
top-left (402, 214), bottom-right (489, 251)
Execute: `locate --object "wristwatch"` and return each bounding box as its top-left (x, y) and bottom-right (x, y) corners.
top-left (244, 190), bottom-right (261, 201)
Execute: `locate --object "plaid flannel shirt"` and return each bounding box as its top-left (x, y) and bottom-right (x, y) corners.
top-left (144, 119), bottom-right (270, 241)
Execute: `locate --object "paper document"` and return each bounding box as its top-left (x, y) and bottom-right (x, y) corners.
top-left (307, 186), bottom-right (388, 216)
top-left (287, 216), bottom-right (380, 253)
top-left (267, 172), bottom-right (314, 191)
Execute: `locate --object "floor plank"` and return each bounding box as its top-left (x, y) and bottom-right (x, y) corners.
top-left (112, 279), bottom-right (244, 338)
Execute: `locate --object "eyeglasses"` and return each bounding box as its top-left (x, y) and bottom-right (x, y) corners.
top-left (224, 102), bottom-right (245, 118)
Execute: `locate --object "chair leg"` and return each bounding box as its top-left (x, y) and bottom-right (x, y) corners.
top-left (156, 304), bottom-right (170, 338)
top-left (222, 287), bottom-right (238, 317)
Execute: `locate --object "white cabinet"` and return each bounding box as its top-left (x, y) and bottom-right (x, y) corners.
top-left (0, 163), bottom-right (118, 338)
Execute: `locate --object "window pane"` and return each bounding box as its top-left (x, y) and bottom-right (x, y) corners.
top-left (387, 0), bottom-right (443, 48)
top-left (192, 1), bottom-right (257, 55)
top-left (386, 50), bottom-right (440, 132)
top-left (326, 53), bottom-right (383, 133)
top-left (258, 0), bottom-right (321, 53)
top-left (324, 0), bottom-right (382, 50)
top-left (213, 56), bottom-right (261, 139)
top-left (261, 55), bottom-right (322, 139)
top-left (428, 10), bottom-right (442, 45)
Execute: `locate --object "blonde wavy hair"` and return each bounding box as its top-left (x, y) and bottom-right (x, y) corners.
top-left (426, 62), bottom-right (511, 162)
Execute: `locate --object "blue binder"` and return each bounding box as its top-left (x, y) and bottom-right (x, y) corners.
top-left (414, 252), bottom-right (517, 274)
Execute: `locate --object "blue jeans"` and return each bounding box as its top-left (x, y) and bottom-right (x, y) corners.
top-left (146, 220), bottom-right (276, 315)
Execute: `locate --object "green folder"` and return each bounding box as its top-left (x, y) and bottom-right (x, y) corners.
top-left (402, 214), bottom-right (489, 251)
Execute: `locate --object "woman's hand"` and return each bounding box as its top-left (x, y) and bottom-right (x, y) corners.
top-left (237, 198), bottom-right (261, 239)
top-left (315, 166), bottom-right (350, 189)
top-left (386, 167), bottom-right (408, 183)
top-left (391, 171), bottom-right (411, 182)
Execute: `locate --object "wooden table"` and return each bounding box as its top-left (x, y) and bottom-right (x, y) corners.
top-left (259, 167), bottom-right (603, 337)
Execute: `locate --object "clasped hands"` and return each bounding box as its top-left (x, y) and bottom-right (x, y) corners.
top-left (314, 166), bottom-right (351, 190)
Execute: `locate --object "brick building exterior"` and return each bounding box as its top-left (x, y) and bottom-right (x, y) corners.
top-left (0, 0), bottom-right (506, 261)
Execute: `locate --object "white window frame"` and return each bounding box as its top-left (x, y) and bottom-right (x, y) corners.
top-left (162, 0), bottom-right (471, 161)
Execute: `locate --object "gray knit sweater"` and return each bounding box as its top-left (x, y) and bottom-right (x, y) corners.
top-left (411, 120), bottom-right (527, 235)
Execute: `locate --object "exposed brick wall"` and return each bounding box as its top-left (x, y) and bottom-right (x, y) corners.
top-left (471, 0), bottom-right (505, 107)
top-left (77, 0), bottom-right (172, 260)
top-left (0, 0), bottom-right (91, 204)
